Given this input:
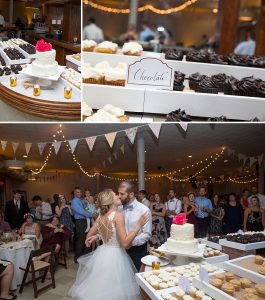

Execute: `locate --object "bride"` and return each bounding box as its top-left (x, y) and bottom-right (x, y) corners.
top-left (68, 188), bottom-right (149, 300)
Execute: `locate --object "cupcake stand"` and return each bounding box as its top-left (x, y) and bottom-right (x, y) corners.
top-left (83, 51), bottom-right (265, 121)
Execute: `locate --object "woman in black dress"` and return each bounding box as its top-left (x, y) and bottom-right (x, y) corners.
top-left (243, 196), bottom-right (264, 232)
top-left (223, 193), bottom-right (244, 234)
top-left (209, 194), bottom-right (225, 235)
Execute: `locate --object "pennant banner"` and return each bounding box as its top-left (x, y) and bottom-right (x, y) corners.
top-left (125, 127), bottom-right (138, 144)
top-left (53, 141), bottom-right (62, 155)
top-left (178, 123), bottom-right (188, 132)
top-left (1, 141), bottom-right (7, 152)
top-left (38, 142), bottom-right (47, 156)
top-left (24, 143), bottom-right (32, 155)
top-left (219, 175), bottom-right (225, 181)
top-left (69, 139), bottom-right (78, 153)
top-left (120, 144), bottom-right (125, 154)
top-left (105, 132), bottom-right (117, 148)
top-left (86, 136), bottom-right (97, 151)
top-left (249, 157), bottom-right (257, 167)
top-left (12, 142), bottom-right (19, 154)
top-left (258, 154), bottom-right (264, 166)
top-left (149, 123), bottom-right (162, 139)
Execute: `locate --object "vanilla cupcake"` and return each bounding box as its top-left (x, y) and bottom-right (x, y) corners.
top-left (103, 67), bottom-right (126, 86)
top-left (95, 41), bottom-right (118, 54)
top-left (82, 67), bottom-right (104, 84)
top-left (189, 287), bottom-right (197, 297)
top-left (240, 277), bottom-right (252, 288)
top-left (175, 287), bottom-right (185, 300)
top-left (82, 39), bottom-right (97, 52)
top-left (82, 102), bottom-right (92, 118)
top-left (122, 41), bottom-right (143, 56)
top-left (159, 282), bottom-right (168, 290)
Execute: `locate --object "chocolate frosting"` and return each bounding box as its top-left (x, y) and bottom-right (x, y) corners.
top-left (166, 109), bottom-right (192, 122)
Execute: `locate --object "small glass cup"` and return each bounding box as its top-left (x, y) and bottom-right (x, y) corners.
top-left (152, 261), bottom-right (160, 270)
top-left (33, 84), bottom-right (41, 96)
top-left (10, 76), bottom-right (17, 87)
top-left (64, 86), bottom-right (72, 99)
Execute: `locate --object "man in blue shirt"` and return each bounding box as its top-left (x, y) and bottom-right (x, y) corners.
top-left (139, 22), bottom-right (155, 42)
top-left (194, 187), bottom-right (213, 238)
top-left (71, 187), bottom-right (93, 262)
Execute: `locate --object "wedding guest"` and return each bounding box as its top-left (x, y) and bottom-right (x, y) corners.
top-left (0, 211), bottom-right (11, 233)
top-left (138, 190), bottom-right (150, 208)
top-left (243, 196), bottom-right (264, 232)
top-left (140, 22), bottom-right (155, 42)
top-left (248, 186), bottom-right (265, 209)
top-left (148, 193), bottom-right (155, 208)
top-left (209, 194), bottom-right (225, 235)
top-left (41, 215), bottom-right (71, 254)
top-left (83, 17), bottom-right (104, 43)
top-left (195, 187), bottom-right (213, 238)
top-left (184, 192), bottom-right (198, 237)
top-left (118, 181), bottom-right (152, 271)
top-left (5, 190), bottom-right (30, 229)
top-left (33, 195), bottom-right (53, 226)
top-left (120, 24), bottom-right (138, 42)
top-left (223, 193), bottom-right (244, 234)
top-left (71, 187), bottom-right (94, 262)
top-left (165, 189), bottom-right (182, 236)
top-left (240, 189), bottom-right (250, 210)
top-left (150, 193), bottom-right (167, 248)
top-left (84, 193), bottom-right (97, 233)
top-left (19, 213), bottom-right (42, 246)
top-left (55, 195), bottom-right (74, 256)
top-left (28, 197), bottom-right (38, 222)
top-left (0, 261), bottom-right (16, 300)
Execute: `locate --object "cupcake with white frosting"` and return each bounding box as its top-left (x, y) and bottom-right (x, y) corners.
top-left (122, 41), bottom-right (143, 56)
top-left (83, 40), bottom-right (97, 52)
top-left (95, 41), bottom-right (118, 54)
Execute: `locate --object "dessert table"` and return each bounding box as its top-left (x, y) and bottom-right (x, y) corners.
top-left (0, 239), bottom-right (35, 290)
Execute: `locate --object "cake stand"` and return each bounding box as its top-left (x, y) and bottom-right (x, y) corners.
top-left (157, 243), bottom-right (206, 265)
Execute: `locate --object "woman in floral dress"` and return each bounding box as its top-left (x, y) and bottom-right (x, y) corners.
top-left (150, 193), bottom-right (167, 248)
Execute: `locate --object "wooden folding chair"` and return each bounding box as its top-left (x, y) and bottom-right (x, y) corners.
top-left (19, 245), bottom-right (56, 298)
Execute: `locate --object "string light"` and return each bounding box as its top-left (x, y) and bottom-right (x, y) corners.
top-left (84, 0), bottom-right (198, 15)
top-left (100, 173), bottom-right (138, 182)
top-left (30, 145), bottom-right (53, 175)
top-left (228, 177), bottom-right (258, 184)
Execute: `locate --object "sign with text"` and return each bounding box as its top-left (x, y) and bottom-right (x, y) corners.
top-left (126, 57), bottom-right (174, 90)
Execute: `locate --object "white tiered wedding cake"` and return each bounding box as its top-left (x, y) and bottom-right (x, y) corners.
top-left (32, 40), bottom-right (58, 77)
top-left (166, 213), bottom-right (198, 254)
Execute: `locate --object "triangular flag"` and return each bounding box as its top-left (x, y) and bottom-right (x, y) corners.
top-left (108, 156), bottom-right (112, 164)
top-left (53, 141), bottom-right (62, 155)
top-left (243, 156), bottom-right (248, 166)
top-left (149, 123), bottom-right (162, 139)
top-left (102, 161), bottom-right (106, 168)
top-left (1, 141), bottom-right (7, 152)
top-left (68, 139), bottom-right (78, 153)
top-left (178, 123), bottom-right (188, 132)
top-left (12, 142), bottom-right (19, 154)
top-left (86, 136), bottom-right (97, 151)
top-left (24, 143), bottom-right (32, 155)
top-left (113, 151), bottom-right (118, 160)
top-left (38, 142), bottom-right (47, 155)
top-left (238, 153), bottom-right (245, 162)
top-left (120, 144), bottom-right (125, 154)
top-left (125, 127), bottom-right (138, 144)
top-left (105, 132), bottom-right (117, 148)
top-left (220, 175), bottom-right (225, 181)
top-left (258, 154), bottom-right (264, 166)
top-left (249, 157), bottom-right (257, 167)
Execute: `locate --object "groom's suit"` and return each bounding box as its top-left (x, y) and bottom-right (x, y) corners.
top-left (122, 198), bottom-right (152, 271)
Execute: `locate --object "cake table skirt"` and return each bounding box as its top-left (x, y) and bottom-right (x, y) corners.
top-left (0, 85), bottom-right (80, 121)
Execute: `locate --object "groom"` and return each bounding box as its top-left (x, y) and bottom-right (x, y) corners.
top-left (118, 181), bottom-right (152, 271)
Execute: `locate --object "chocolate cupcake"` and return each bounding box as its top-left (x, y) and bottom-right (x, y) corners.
top-left (257, 82), bottom-right (265, 98)
top-left (224, 76), bottom-right (238, 95)
top-left (165, 48), bottom-right (184, 61)
top-left (234, 76), bottom-right (262, 97)
top-left (211, 73), bottom-right (227, 92)
top-left (166, 109), bottom-right (192, 122)
top-left (188, 72), bottom-right (206, 90)
top-left (196, 76), bottom-right (219, 94)
top-left (173, 71), bottom-right (185, 91)
top-left (186, 51), bottom-right (209, 63)
top-left (209, 53), bottom-right (228, 65)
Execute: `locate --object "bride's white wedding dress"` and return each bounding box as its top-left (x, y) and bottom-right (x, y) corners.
top-left (68, 211), bottom-right (141, 300)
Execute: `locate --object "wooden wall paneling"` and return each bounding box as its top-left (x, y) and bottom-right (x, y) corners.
top-left (62, 3), bottom-right (81, 43)
top-left (256, 0), bottom-right (265, 55)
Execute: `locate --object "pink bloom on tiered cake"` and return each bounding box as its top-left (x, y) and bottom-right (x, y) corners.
top-left (35, 40), bottom-right (52, 52)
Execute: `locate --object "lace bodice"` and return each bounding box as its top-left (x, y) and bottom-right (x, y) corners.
top-left (24, 224), bottom-right (36, 235)
top-left (97, 211), bottom-right (120, 247)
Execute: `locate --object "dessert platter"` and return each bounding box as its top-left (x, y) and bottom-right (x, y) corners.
top-left (193, 268), bottom-right (265, 300)
top-left (203, 247), bottom-right (229, 264)
top-left (0, 41), bottom-right (31, 65)
top-left (0, 40), bottom-right (81, 120)
top-left (83, 41), bottom-right (265, 121)
top-left (135, 261), bottom-right (221, 300)
top-left (66, 52), bottom-right (81, 70)
top-left (6, 38), bottom-right (36, 59)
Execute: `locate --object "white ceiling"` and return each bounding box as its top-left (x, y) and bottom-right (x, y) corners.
top-left (0, 123), bottom-right (264, 177)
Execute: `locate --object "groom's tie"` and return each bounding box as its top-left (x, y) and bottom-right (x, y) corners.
top-left (123, 204), bottom-right (133, 211)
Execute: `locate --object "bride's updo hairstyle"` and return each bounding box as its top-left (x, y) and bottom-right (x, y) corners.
top-left (98, 189), bottom-right (114, 215)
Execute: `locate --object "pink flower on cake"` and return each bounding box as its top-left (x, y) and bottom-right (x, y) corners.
top-left (173, 213), bottom-right (187, 225)
top-left (35, 40), bottom-right (52, 52)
